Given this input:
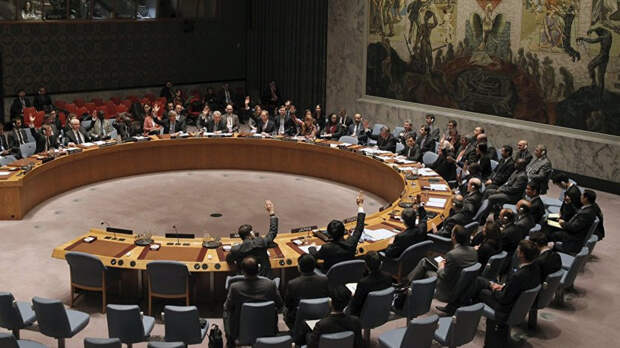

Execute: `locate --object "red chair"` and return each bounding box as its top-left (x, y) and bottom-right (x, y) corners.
top-left (65, 103), bottom-right (78, 115)
top-left (140, 98), bottom-right (150, 106)
top-left (156, 97), bottom-right (167, 105)
top-left (126, 95), bottom-right (139, 102)
top-left (34, 111), bottom-right (45, 128)
top-left (121, 99), bottom-right (133, 109)
top-left (77, 107), bottom-right (89, 117)
top-left (190, 89), bottom-right (201, 98)
top-left (23, 107), bottom-right (36, 119)
top-left (54, 100), bottom-right (67, 110)
top-left (85, 102), bottom-right (97, 113)
top-left (58, 112), bottom-right (67, 127)
top-left (104, 103), bottom-right (117, 118)
top-left (110, 97), bottom-right (121, 105)
top-left (144, 93), bottom-right (156, 102)
top-left (73, 98), bottom-right (86, 107)
top-left (92, 98), bottom-right (104, 106)
top-left (116, 104), bottom-right (129, 114)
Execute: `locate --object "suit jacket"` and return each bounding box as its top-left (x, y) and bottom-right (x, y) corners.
top-left (34, 133), bottom-right (59, 153)
top-left (64, 128), bottom-right (91, 145)
top-left (369, 133), bottom-right (397, 152)
top-left (526, 155), bottom-right (552, 193)
top-left (88, 119), bottom-right (115, 140)
top-left (348, 271), bottom-right (393, 316)
top-left (218, 88), bottom-right (236, 106)
top-left (257, 119), bottom-right (276, 134)
top-left (429, 126), bottom-right (440, 142)
top-left (534, 249), bottom-right (562, 282)
top-left (398, 144), bottom-right (423, 162)
top-left (437, 244), bottom-right (478, 300)
top-left (489, 157), bottom-right (514, 187)
top-left (384, 207), bottom-right (428, 258)
top-left (9, 128), bottom-right (34, 148)
top-left (311, 212), bottom-right (365, 271)
top-left (417, 135), bottom-right (436, 153)
top-left (430, 151), bottom-right (457, 182)
top-left (347, 122), bottom-right (368, 144)
top-left (338, 115), bottom-right (353, 128)
top-left (226, 215), bottom-right (279, 278)
top-left (223, 113), bottom-right (240, 133)
top-left (515, 149), bottom-right (533, 165)
top-left (561, 205), bottom-right (596, 253)
top-left (274, 115), bottom-right (297, 136)
top-left (501, 223), bottom-right (525, 254)
top-left (206, 119), bottom-right (227, 132)
top-left (33, 94), bottom-right (53, 111)
top-left (529, 196), bottom-right (545, 224)
top-left (307, 313), bottom-right (363, 348)
top-left (462, 190), bottom-right (483, 218)
top-left (196, 112), bottom-right (213, 130)
top-left (487, 262), bottom-right (541, 319)
top-left (10, 97), bottom-right (32, 118)
top-left (284, 273), bottom-right (329, 325)
top-left (153, 117), bottom-right (187, 134)
top-left (515, 213), bottom-right (536, 232)
top-left (223, 276), bottom-right (283, 340)
top-left (478, 154), bottom-right (492, 180)
top-left (498, 169), bottom-right (528, 202)
top-left (0, 133), bottom-right (13, 153)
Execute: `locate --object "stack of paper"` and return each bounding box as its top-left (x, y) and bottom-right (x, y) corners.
top-left (418, 168), bottom-right (438, 176)
top-left (298, 244), bottom-right (321, 254)
top-left (0, 171), bottom-right (12, 176)
top-left (547, 220), bottom-right (562, 229)
top-left (376, 156), bottom-right (393, 161)
top-left (430, 183), bottom-right (449, 191)
top-left (426, 197), bottom-right (447, 208)
top-left (81, 142), bottom-right (96, 147)
top-left (362, 228), bottom-right (396, 242)
top-left (395, 158), bottom-right (415, 164)
top-left (94, 141), bottom-right (107, 146)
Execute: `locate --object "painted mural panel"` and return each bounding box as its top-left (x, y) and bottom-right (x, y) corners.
top-left (366, 0), bottom-right (620, 136)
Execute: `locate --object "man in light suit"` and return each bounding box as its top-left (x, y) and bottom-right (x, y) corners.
top-left (223, 104), bottom-right (240, 133)
top-left (88, 111), bottom-right (115, 140)
top-left (347, 113), bottom-right (368, 144)
top-left (486, 145), bottom-right (515, 190)
top-left (65, 118), bottom-right (91, 145)
top-left (526, 144), bottom-right (553, 194)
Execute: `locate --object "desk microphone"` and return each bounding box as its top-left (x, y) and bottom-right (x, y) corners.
top-left (172, 225), bottom-right (180, 245)
top-left (101, 221), bottom-right (116, 240)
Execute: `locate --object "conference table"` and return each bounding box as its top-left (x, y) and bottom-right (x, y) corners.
top-left (0, 134), bottom-right (453, 297)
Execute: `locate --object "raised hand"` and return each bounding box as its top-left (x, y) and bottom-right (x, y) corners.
top-left (356, 191), bottom-right (364, 206)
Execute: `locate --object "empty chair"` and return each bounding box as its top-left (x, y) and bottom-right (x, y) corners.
top-left (482, 285), bottom-right (541, 345)
top-left (382, 241), bottom-right (433, 283)
top-left (528, 270), bottom-right (564, 329)
top-left (293, 298), bottom-right (330, 342)
top-left (556, 247), bottom-right (589, 305)
top-left (472, 200), bottom-right (490, 224)
top-left (147, 342), bottom-right (185, 348)
top-left (434, 303), bottom-right (484, 348)
top-left (359, 287), bottom-right (395, 342)
top-left (395, 142), bottom-right (405, 153)
top-left (437, 263), bottom-right (481, 304)
top-left (338, 136), bottom-right (359, 145)
top-left (481, 251), bottom-right (508, 281)
top-left (464, 221), bottom-right (479, 235)
top-left (84, 337), bottom-right (122, 348)
top-left (106, 304), bottom-right (155, 347)
top-left (502, 203), bottom-right (517, 212)
top-left (392, 126), bottom-right (405, 138)
top-left (372, 123), bottom-right (386, 136)
top-left (378, 314), bottom-right (439, 348)
top-left (402, 276), bottom-right (437, 321)
top-left (0, 292), bottom-right (37, 339)
top-left (31, 297), bottom-right (90, 348)
top-left (318, 331), bottom-right (354, 348)
top-left (422, 152), bottom-right (438, 166)
top-left (163, 306), bottom-right (207, 345)
top-left (254, 335), bottom-right (293, 348)
top-left (0, 332), bottom-right (47, 348)
top-left (586, 234), bottom-right (599, 256)
top-left (146, 261), bottom-right (190, 315)
top-left (237, 301), bottom-right (277, 346)
top-left (320, 260), bottom-right (367, 289)
top-left (225, 275), bottom-right (280, 291)
top-left (65, 251), bottom-right (108, 313)
top-left (19, 142), bottom-right (36, 158)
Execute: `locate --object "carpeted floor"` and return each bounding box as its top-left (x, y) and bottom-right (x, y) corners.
top-left (0, 172), bottom-right (618, 348)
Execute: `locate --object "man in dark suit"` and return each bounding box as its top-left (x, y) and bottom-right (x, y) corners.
top-left (440, 178), bottom-right (482, 236)
top-left (384, 205), bottom-right (428, 258)
top-left (486, 159), bottom-right (529, 210)
top-left (206, 111), bottom-right (228, 133)
top-left (8, 117), bottom-right (36, 153)
top-left (348, 251), bottom-right (393, 316)
top-left (226, 200), bottom-right (279, 278)
top-left (10, 89), bottom-right (32, 118)
top-left (515, 140), bottom-right (533, 165)
top-left (486, 145), bottom-right (515, 189)
top-left (160, 81), bottom-right (174, 102)
top-left (274, 106), bottom-right (297, 136)
top-left (407, 225), bottom-right (478, 303)
top-left (218, 83), bottom-right (235, 109)
top-left (551, 173), bottom-right (582, 220)
top-left (256, 110), bottom-right (276, 135)
top-left (347, 113), bottom-right (368, 144)
top-left (64, 118), bottom-right (91, 145)
top-left (530, 231), bottom-right (562, 282)
top-left (431, 142), bottom-right (457, 182)
top-left (398, 136), bottom-right (423, 162)
top-left (283, 254), bottom-right (329, 334)
top-left (424, 114), bottom-right (440, 141)
top-left (498, 209), bottom-right (525, 255)
top-left (368, 126), bottom-right (397, 152)
top-left (307, 287), bottom-right (363, 348)
top-left (526, 144), bottom-right (553, 194)
top-left (223, 256), bottom-right (283, 348)
top-left (153, 111), bottom-right (187, 134)
top-left (0, 123), bottom-right (16, 157)
top-left (397, 120), bottom-right (417, 144)
top-left (417, 125), bottom-right (436, 153)
top-left (476, 143), bottom-right (493, 180)
top-left (310, 193), bottom-right (366, 271)
top-left (554, 190), bottom-right (598, 254)
top-left (33, 87), bottom-right (53, 112)
top-left (34, 125), bottom-right (59, 153)
top-left (525, 182), bottom-right (545, 224)
top-left (337, 108), bottom-right (353, 129)
top-left (262, 81), bottom-right (281, 111)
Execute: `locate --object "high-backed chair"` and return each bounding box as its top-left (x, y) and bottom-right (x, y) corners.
top-left (434, 303), bottom-right (484, 348)
top-left (319, 331), bottom-right (354, 348)
top-left (472, 200), bottom-right (490, 224)
top-left (225, 275), bottom-right (280, 290)
top-left (378, 314), bottom-right (439, 348)
top-left (163, 306), bottom-right (207, 345)
top-left (292, 298), bottom-right (330, 342)
top-left (556, 247), bottom-right (589, 305)
top-left (19, 142), bottom-right (36, 158)
top-left (106, 304), bottom-right (155, 347)
top-left (392, 127), bottom-right (405, 138)
top-left (395, 142), bottom-right (405, 153)
top-left (254, 335), bottom-right (293, 348)
top-left (528, 270), bottom-right (564, 329)
top-left (320, 260), bottom-right (367, 289)
top-left (338, 136), bottom-right (359, 145)
top-left (422, 152), bottom-right (438, 166)
top-left (147, 342), bottom-right (185, 348)
top-left (403, 276), bottom-right (437, 321)
top-left (146, 261), bottom-right (190, 315)
top-left (482, 285), bottom-right (541, 345)
top-left (84, 337), bottom-right (122, 348)
top-left (0, 292), bottom-right (37, 339)
top-left (65, 251), bottom-right (108, 313)
top-left (481, 251), bottom-right (508, 281)
top-left (359, 287), bottom-right (395, 342)
top-left (0, 332), bottom-right (47, 348)
top-left (382, 240), bottom-right (433, 283)
top-left (238, 301), bottom-right (278, 346)
top-left (31, 297), bottom-right (90, 348)
top-left (437, 263), bottom-right (481, 304)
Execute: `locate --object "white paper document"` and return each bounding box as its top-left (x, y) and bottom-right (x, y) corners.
top-left (298, 244), bottom-right (321, 254)
top-left (80, 142), bottom-right (96, 147)
top-left (426, 197), bottom-right (447, 208)
top-left (0, 171), bottom-right (11, 176)
top-left (418, 168), bottom-right (438, 176)
top-left (429, 184), bottom-right (449, 191)
top-left (362, 228), bottom-right (396, 242)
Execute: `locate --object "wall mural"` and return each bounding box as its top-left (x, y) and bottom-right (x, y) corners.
top-left (366, 0), bottom-right (620, 136)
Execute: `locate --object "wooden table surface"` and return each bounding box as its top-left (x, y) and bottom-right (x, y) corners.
top-left (1, 135), bottom-right (453, 272)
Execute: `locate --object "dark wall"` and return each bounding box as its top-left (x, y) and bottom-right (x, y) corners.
top-left (0, 0), bottom-right (246, 96)
top-left (246, 0), bottom-right (327, 111)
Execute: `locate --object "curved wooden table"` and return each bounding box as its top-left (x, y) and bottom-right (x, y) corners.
top-left (1, 136), bottom-right (453, 274)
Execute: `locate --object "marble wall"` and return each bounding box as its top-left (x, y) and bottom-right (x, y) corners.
top-left (327, 0), bottom-right (620, 184)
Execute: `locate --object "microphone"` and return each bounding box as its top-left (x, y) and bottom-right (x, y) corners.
top-left (172, 225), bottom-right (180, 245)
top-left (101, 221), bottom-right (116, 240)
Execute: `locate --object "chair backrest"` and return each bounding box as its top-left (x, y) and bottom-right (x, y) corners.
top-left (422, 151), bottom-right (438, 166)
top-left (406, 276), bottom-right (437, 320)
top-left (359, 287), bottom-right (395, 329)
top-left (586, 235), bottom-right (599, 256)
top-left (147, 261), bottom-right (189, 295)
top-left (238, 301), bottom-right (277, 345)
top-left (463, 222), bottom-right (479, 235)
top-left (163, 306), bottom-right (202, 345)
top-left (506, 284), bottom-right (541, 326)
top-left (450, 303), bottom-right (484, 346)
top-left (400, 314), bottom-right (438, 348)
top-left (225, 275), bottom-right (279, 290)
top-left (338, 136), bottom-right (358, 145)
top-left (392, 126), bottom-right (405, 138)
top-left (319, 331), bottom-right (354, 348)
top-left (254, 335), bottom-right (294, 348)
top-left (293, 298), bottom-right (330, 336)
top-left (398, 240), bottom-right (433, 276)
top-left (372, 123), bottom-right (385, 135)
top-left (0, 155), bottom-right (17, 166)
top-left (395, 142), bottom-right (405, 153)
top-left (0, 292), bottom-right (24, 330)
top-left (535, 269), bottom-right (565, 309)
top-left (472, 199), bottom-right (489, 223)
top-left (562, 247), bottom-right (589, 288)
top-left (147, 341), bottom-right (185, 348)
top-left (31, 297), bottom-right (71, 338)
top-left (490, 160), bottom-right (498, 171)
top-left (19, 142), bottom-right (36, 158)
top-left (451, 263), bottom-right (482, 302)
top-left (66, 251), bottom-right (106, 288)
top-left (84, 337), bottom-right (122, 348)
top-left (106, 304), bottom-right (145, 344)
top-left (582, 217), bottom-right (599, 250)
top-left (481, 251), bottom-right (508, 280)
top-left (0, 333), bottom-right (20, 348)
top-left (326, 260), bottom-right (367, 288)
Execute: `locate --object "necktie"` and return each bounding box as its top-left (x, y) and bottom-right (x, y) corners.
top-left (45, 137), bottom-right (50, 151)
top-left (170, 122), bottom-right (175, 133)
top-left (225, 90), bottom-right (231, 104)
top-left (75, 131), bottom-right (82, 144)
top-left (408, 148), bottom-right (412, 157)
top-left (279, 118), bottom-right (285, 134)
top-left (353, 124), bottom-right (358, 135)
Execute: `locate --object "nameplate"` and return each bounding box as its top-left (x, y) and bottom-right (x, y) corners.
top-left (229, 232), bottom-right (260, 238)
top-left (291, 225), bottom-right (318, 233)
top-left (343, 216), bottom-right (357, 223)
top-left (66, 148), bottom-right (83, 154)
